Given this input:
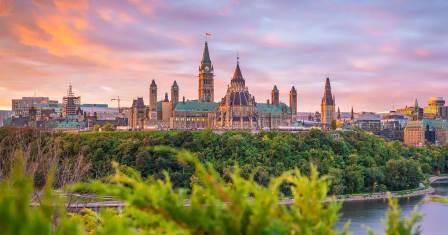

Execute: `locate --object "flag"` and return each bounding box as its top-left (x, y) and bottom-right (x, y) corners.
top-left (206, 32), bottom-right (212, 36)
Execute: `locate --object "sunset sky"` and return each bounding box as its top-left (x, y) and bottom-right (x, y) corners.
top-left (0, 0), bottom-right (447, 112)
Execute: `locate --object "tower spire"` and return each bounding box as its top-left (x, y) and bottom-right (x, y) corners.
top-left (201, 41), bottom-right (211, 64)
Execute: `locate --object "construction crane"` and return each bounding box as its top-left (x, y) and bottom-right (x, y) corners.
top-left (111, 96), bottom-right (122, 113)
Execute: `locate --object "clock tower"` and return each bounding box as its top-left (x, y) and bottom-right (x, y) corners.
top-left (198, 41), bottom-right (214, 102)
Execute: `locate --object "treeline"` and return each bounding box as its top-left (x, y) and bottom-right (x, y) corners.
top-left (0, 127), bottom-right (447, 194)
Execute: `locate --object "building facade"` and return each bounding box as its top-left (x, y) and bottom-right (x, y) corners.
top-left (12, 97), bottom-right (58, 117)
top-left (404, 119), bottom-right (448, 146)
top-left (129, 97), bottom-right (146, 130)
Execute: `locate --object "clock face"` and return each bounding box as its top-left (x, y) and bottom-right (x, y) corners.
top-left (205, 66), bottom-right (209, 72)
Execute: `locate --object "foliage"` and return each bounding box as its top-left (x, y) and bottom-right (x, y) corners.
top-left (72, 147), bottom-right (347, 234)
top-left (0, 147), bottom-right (430, 235)
top-left (0, 150), bottom-right (84, 235)
top-left (0, 127), bottom-right (446, 195)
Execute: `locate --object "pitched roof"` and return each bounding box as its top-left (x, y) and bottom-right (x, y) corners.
top-left (201, 41), bottom-right (211, 64)
top-left (256, 103), bottom-right (290, 114)
top-left (174, 101), bottom-right (219, 112)
top-left (231, 60), bottom-right (245, 85)
top-left (322, 77), bottom-right (334, 105)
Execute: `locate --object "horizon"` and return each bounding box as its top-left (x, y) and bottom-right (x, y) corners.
top-left (1, 1), bottom-right (447, 112)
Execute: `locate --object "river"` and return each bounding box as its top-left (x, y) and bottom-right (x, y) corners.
top-left (336, 182), bottom-right (448, 235)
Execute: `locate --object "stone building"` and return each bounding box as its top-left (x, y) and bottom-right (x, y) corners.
top-left (320, 78), bottom-right (335, 130)
top-left (216, 58), bottom-right (258, 129)
top-left (404, 119), bottom-right (448, 146)
top-left (171, 101), bottom-right (218, 129)
top-left (129, 97), bottom-right (146, 130)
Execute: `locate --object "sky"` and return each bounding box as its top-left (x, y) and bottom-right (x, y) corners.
top-left (0, 0), bottom-right (447, 112)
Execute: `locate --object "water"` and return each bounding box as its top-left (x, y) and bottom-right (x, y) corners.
top-left (337, 183), bottom-right (448, 235)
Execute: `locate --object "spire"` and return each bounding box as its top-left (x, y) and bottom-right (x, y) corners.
top-left (351, 106), bottom-right (354, 120)
top-left (231, 57), bottom-right (244, 84)
top-left (67, 84), bottom-right (75, 97)
top-left (150, 79), bottom-right (157, 87)
top-left (291, 86), bottom-right (297, 93)
top-left (322, 77), bottom-right (334, 105)
top-left (273, 85), bottom-right (279, 92)
top-left (172, 80), bottom-right (178, 88)
top-left (414, 98), bottom-right (419, 109)
top-left (201, 41), bottom-right (211, 64)
top-left (337, 106), bottom-right (341, 120)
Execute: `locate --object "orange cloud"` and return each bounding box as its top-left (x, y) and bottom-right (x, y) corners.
top-left (0, 0), bottom-right (14, 16)
top-left (53, 0), bottom-right (89, 11)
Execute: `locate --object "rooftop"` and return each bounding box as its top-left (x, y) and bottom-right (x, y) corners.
top-left (174, 101), bottom-right (219, 112)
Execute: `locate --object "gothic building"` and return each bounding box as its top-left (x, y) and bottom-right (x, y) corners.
top-left (216, 58), bottom-right (258, 129)
top-left (320, 78), bottom-right (336, 130)
top-left (130, 39), bottom-right (295, 130)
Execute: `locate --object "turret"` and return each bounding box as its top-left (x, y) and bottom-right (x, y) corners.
top-left (289, 86), bottom-right (297, 115)
top-left (271, 85), bottom-right (279, 106)
top-left (149, 80), bottom-right (157, 111)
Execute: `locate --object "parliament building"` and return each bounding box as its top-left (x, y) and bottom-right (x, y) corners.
top-left (129, 40), bottom-right (297, 130)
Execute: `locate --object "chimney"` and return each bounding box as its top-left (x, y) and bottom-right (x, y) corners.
top-left (182, 96), bottom-right (185, 103)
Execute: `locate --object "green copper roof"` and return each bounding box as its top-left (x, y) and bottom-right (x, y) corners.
top-left (201, 41), bottom-right (211, 64)
top-left (256, 103), bottom-right (290, 114)
top-left (174, 101), bottom-right (218, 112)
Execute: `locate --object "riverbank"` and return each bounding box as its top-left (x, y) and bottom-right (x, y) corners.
top-left (332, 186), bottom-right (435, 203)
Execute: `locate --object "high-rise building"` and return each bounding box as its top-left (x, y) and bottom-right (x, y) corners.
top-left (289, 86), bottom-right (297, 115)
top-left (320, 77), bottom-right (335, 130)
top-left (149, 80), bottom-right (157, 112)
top-left (12, 97), bottom-right (58, 117)
top-left (198, 41), bottom-right (214, 102)
top-left (62, 85), bottom-right (81, 117)
top-left (271, 85), bottom-right (279, 106)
